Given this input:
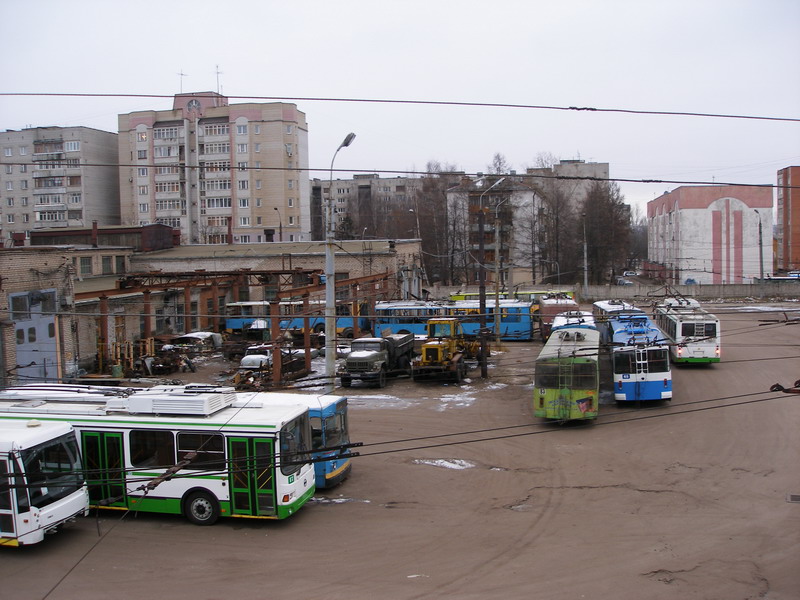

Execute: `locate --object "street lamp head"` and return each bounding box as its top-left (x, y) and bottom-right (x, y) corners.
top-left (338, 132), bottom-right (356, 150)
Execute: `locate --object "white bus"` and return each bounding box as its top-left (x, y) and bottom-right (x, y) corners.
top-left (652, 297), bottom-right (721, 364)
top-left (0, 419), bottom-right (89, 546)
top-left (0, 383), bottom-right (316, 525)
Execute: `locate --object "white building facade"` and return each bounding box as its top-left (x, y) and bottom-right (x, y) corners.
top-left (647, 186), bottom-right (773, 284)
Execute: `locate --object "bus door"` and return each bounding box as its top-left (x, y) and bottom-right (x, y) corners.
top-left (0, 456), bottom-right (19, 541)
top-left (81, 431), bottom-right (126, 508)
top-left (634, 348), bottom-right (649, 399)
top-left (228, 438), bottom-right (276, 517)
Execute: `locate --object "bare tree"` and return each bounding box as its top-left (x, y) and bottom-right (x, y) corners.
top-left (487, 153), bottom-right (511, 175)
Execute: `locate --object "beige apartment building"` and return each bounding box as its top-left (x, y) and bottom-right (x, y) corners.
top-left (0, 126), bottom-right (120, 245)
top-left (118, 92), bottom-right (310, 244)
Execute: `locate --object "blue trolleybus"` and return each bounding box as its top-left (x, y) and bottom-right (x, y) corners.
top-left (607, 312), bottom-right (672, 402)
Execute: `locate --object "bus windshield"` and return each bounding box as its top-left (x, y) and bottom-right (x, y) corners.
top-left (21, 433), bottom-right (83, 509)
top-left (280, 413), bottom-right (313, 476)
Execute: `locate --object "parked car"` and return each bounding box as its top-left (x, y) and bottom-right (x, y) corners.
top-left (623, 270), bottom-right (637, 277)
top-left (616, 278), bottom-right (634, 286)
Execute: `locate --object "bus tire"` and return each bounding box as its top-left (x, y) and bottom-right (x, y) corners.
top-left (341, 376), bottom-right (352, 388)
top-left (184, 490), bottom-right (220, 526)
top-left (342, 328), bottom-right (354, 339)
top-left (313, 323), bottom-right (325, 334)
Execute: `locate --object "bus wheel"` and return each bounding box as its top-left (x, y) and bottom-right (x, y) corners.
top-left (342, 328), bottom-right (354, 338)
top-left (313, 323), bottom-right (325, 334)
top-left (184, 491), bottom-right (220, 526)
top-left (341, 376), bottom-right (352, 388)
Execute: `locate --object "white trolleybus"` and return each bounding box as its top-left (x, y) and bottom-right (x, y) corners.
top-left (0, 383), bottom-right (316, 526)
top-left (0, 419), bottom-right (89, 546)
top-left (652, 297), bottom-right (721, 364)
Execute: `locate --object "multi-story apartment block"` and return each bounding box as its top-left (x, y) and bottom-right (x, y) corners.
top-left (310, 174), bottom-right (423, 240)
top-left (776, 166), bottom-right (799, 272)
top-left (526, 159), bottom-right (610, 208)
top-left (646, 185), bottom-right (773, 284)
top-left (118, 92), bottom-right (309, 244)
top-left (0, 127), bottom-right (120, 244)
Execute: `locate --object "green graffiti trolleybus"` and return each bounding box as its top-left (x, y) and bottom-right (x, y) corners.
top-left (0, 383), bottom-right (315, 525)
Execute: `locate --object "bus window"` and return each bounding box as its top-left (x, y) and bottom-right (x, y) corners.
top-left (130, 430), bottom-right (175, 468)
top-left (613, 350), bottom-right (634, 374)
top-left (177, 432), bottom-right (225, 471)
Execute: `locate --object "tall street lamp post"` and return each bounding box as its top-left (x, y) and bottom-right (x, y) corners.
top-left (582, 212), bottom-right (589, 288)
top-left (325, 132), bottom-right (356, 393)
top-left (478, 176), bottom-right (505, 378)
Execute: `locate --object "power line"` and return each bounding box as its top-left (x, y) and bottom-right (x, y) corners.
top-left (2, 91), bottom-right (798, 123)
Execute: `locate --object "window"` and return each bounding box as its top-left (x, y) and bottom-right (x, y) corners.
top-left (207, 216), bottom-right (229, 227)
top-left (6, 214), bottom-right (13, 223)
top-left (254, 143), bottom-right (260, 153)
top-left (204, 197), bottom-right (231, 209)
top-left (19, 164), bottom-right (27, 173)
top-left (239, 235), bottom-right (250, 243)
top-left (6, 198), bottom-right (13, 207)
top-left (115, 256), bottom-right (126, 272)
top-left (254, 125), bottom-right (261, 134)
top-left (155, 198), bottom-right (184, 210)
top-left (202, 142), bottom-right (230, 155)
top-left (285, 143), bottom-right (293, 156)
top-left (204, 161), bottom-right (230, 173)
top-left (155, 181), bottom-right (180, 193)
top-left (154, 146), bottom-right (175, 158)
top-left (139, 203), bottom-right (149, 212)
top-left (286, 124), bottom-right (293, 134)
top-left (36, 211), bottom-right (65, 222)
top-left (201, 180), bottom-right (231, 191)
top-left (203, 124), bottom-right (230, 136)
top-left (156, 166), bottom-right (179, 175)
top-left (5, 181), bottom-right (12, 191)
top-left (237, 161), bottom-right (248, 171)
top-left (239, 198), bottom-right (249, 208)
top-left (64, 141), bottom-right (80, 152)
top-left (288, 216), bottom-right (295, 225)
top-left (256, 198), bottom-right (261, 207)
top-left (155, 217), bottom-right (181, 228)
top-left (256, 216), bottom-right (262, 225)
top-left (22, 214), bottom-right (29, 223)
top-left (288, 198), bottom-right (294, 208)
top-left (236, 143), bottom-right (248, 153)
top-left (21, 197), bottom-right (28, 206)
top-left (79, 256), bottom-right (92, 275)
top-left (137, 150), bottom-right (147, 160)
top-left (69, 193), bottom-right (81, 203)
top-left (138, 167), bottom-right (148, 177)
top-left (20, 180), bottom-right (28, 190)
top-left (19, 147), bottom-right (26, 156)
top-left (288, 180), bottom-right (294, 190)
top-left (137, 132), bottom-right (148, 142)
top-left (255, 180), bottom-right (261, 190)
top-left (239, 217), bottom-right (251, 226)
top-left (4, 165), bottom-right (11, 174)
top-left (4, 148), bottom-right (12, 156)
top-left (102, 256), bottom-right (113, 274)
top-left (153, 127), bottom-right (178, 140)
top-left (237, 180), bottom-right (249, 190)
top-left (138, 185), bottom-right (149, 195)
top-left (236, 124), bottom-right (247, 135)
top-left (130, 430), bottom-right (175, 468)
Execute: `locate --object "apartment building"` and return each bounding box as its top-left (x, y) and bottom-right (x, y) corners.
top-left (776, 166), bottom-right (800, 272)
top-left (310, 174), bottom-right (423, 240)
top-left (526, 159), bottom-right (610, 209)
top-left (118, 92), bottom-right (309, 244)
top-left (0, 127), bottom-right (120, 244)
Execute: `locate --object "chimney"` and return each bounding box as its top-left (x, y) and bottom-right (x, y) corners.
top-left (91, 221), bottom-right (98, 248)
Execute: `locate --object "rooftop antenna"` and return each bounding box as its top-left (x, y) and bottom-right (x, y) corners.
top-left (215, 65), bottom-right (223, 94)
top-left (177, 70), bottom-right (188, 93)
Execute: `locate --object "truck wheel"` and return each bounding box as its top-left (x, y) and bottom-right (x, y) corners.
top-left (341, 376), bottom-right (352, 388)
top-left (378, 368), bottom-right (387, 388)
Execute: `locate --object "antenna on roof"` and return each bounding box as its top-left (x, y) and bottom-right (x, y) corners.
top-left (215, 65), bottom-right (223, 94)
top-left (177, 70), bottom-right (188, 93)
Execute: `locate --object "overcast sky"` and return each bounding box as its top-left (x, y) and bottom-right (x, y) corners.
top-left (2, 0), bottom-right (798, 216)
